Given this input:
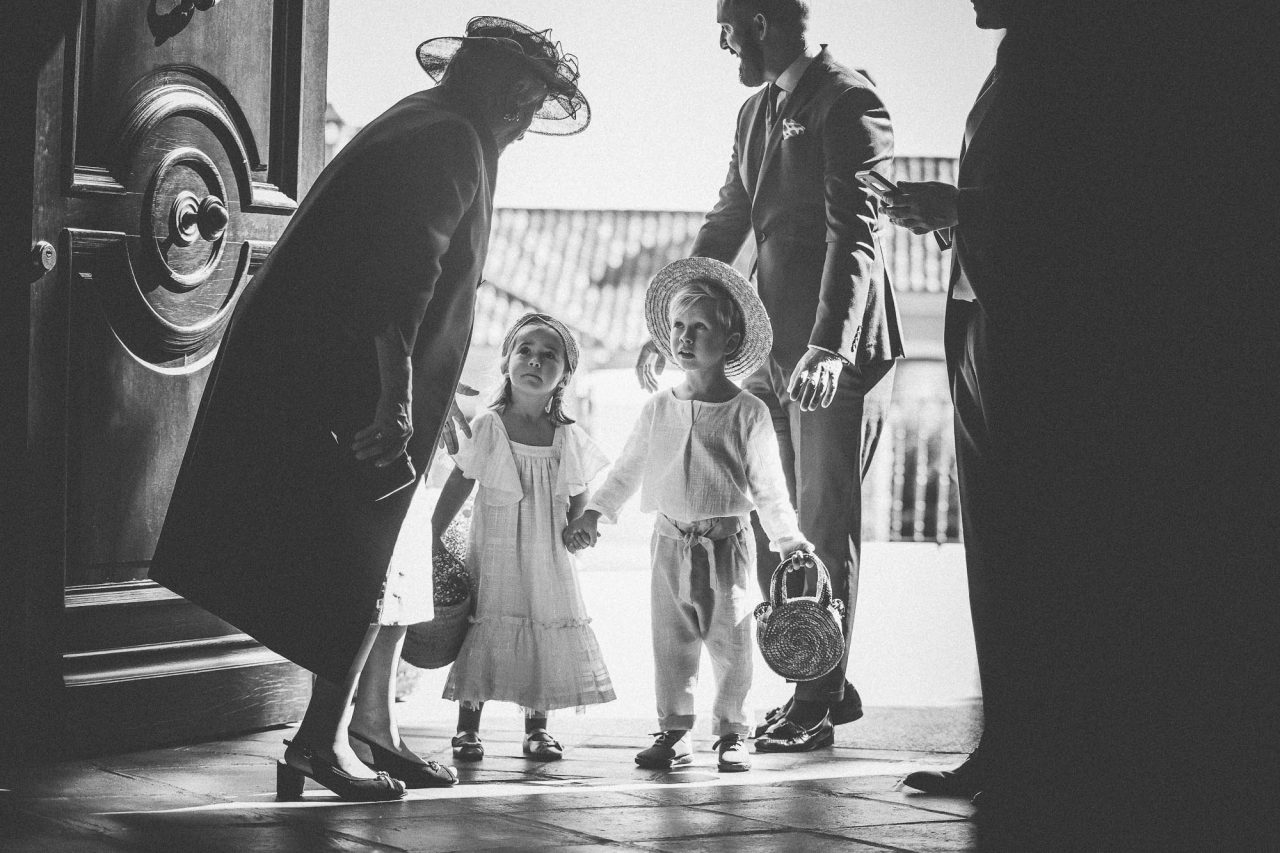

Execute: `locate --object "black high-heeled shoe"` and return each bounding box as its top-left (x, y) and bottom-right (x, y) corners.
top-left (348, 730), bottom-right (458, 788)
top-left (276, 739), bottom-right (408, 801)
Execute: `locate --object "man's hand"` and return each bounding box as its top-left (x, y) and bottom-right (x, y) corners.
top-left (563, 511), bottom-right (601, 553)
top-left (635, 340), bottom-right (666, 393)
top-left (884, 181), bottom-right (959, 235)
top-left (787, 349), bottom-right (844, 411)
top-left (437, 383), bottom-right (479, 455)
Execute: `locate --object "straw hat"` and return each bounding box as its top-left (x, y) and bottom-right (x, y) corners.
top-left (416, 16), bottom-right (589, 136)
top-left (645, 257), bottom-right (772, 379)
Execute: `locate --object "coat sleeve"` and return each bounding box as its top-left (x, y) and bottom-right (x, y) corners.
top-left (691, 102), bottom-right (754, 264)
top-left (809, 86), bottom-right (894, 353)
top-left (337, 117), bottom-right (484, 342)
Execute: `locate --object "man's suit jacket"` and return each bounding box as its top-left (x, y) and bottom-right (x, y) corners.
top-left (691, 48), bottom-right (904, 371)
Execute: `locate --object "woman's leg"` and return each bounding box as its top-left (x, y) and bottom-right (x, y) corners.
top-left (349, 624), bottom-right (427, 761)
top-left (288, 622), bottom-right (381, 778)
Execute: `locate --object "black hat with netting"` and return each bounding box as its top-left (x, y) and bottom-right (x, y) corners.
top-left (416, 15), bottom-right (589, 136)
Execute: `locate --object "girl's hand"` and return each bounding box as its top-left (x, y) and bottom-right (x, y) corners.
top-left (438, 383), bottom-right (479, 455)
top-left (563, 514), bottom-right (600, 552)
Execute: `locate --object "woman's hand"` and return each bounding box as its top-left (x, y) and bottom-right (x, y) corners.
top-left (635, 340), bottom-right (665, 393)
top-left (563, 511), bottom-right (601, 553)
top-left (353, 396), bottom-right (412, 467)
top-left (438, 383), bottom-right (479, 455)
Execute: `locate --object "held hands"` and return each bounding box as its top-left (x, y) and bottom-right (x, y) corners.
top-left (884, 181), bottom-right (959, 235)
top-left (437, 383), bottom-right (479, 455)
top-left (787, 349), bottom-right (844, 411)
top-left (634, 340), bottom-right (666, 393)
top-left (563, 510), bottom-right (601, 553)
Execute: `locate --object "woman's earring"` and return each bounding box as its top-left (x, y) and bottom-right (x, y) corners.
top-left (544, 395), bottom-right (554, 414)
top-left (503, 109), bottom-right (520, 123)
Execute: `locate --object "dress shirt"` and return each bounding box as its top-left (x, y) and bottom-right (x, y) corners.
top-left (587, 390), bottom-right (803, 550)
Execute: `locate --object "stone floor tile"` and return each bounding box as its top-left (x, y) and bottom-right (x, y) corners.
top-left (838, 819), bottom-right (977, 851)
top-left (637, 830), bottom-right (887, 853)
top-left (128, 823), bottom-right (380, 853)
top-left (858, 790), bottom-right (977, 818)
top-left (16, 792), bottom-right (226, 834)
top-left (2, 764), bottom-right (181, 799)
top-left (315, 812), bottom-right (598, 852)
top-left (696, 793), bottom-right (960, 830)
top-left (629, 783), bottom-right (811, 807)
top-left (0, 806), bottom-right (140, 853)
top-left (129, 760), bottom-right (279, 798)
top-left (776, 773), bottom-right (916, 794)
top-left (472, 789), bottom-right (657, 811)
top-left (526, 803), bottom-right (780, 842)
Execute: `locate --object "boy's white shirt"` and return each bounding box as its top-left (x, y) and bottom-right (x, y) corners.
top-left (586, 389), bottom-right (803, 551)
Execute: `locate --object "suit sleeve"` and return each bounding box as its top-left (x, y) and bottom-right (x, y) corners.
top-left (337, 118), bottom-right (483, 343)
top-left (810, 87), bottom-right (894, 353)
top-left (690, 103), bottom-right (755, 264)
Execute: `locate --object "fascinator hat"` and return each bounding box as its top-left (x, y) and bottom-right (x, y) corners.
top-left (645, 258), bottom-right (773, 379)
top-left (417, 16), bottom-right (590, 136)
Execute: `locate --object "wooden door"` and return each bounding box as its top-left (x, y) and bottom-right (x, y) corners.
top-left (1, 0), bottom-right (328, 758)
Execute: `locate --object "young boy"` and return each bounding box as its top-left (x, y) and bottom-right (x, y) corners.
top-left (564, 257), bottom-right (812, 772)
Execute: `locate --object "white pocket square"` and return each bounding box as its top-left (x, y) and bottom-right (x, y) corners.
top-left (781, 118), bottom-right (805, 139)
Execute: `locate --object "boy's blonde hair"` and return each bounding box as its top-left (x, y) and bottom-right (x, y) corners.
top-left (668, 279), bottom-right (745, 355)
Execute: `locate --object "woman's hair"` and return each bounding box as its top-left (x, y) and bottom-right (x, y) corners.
top-left (441, 40), bottom-right (544, 118)
top-left (669, 279), bottom-right (745, 355)
top-left (489, 318), bottom-right (576, 425)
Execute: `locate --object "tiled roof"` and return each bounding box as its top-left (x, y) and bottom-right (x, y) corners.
top-left (473, 156), bottom-right (957, 351)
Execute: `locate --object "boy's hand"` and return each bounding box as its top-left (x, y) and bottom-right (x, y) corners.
top-left (779, 538), bottom-right (815, 560)
top-left (563, 513), bottom-right (600, 553)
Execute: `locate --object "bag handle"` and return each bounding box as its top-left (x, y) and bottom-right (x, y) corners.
top-left (768, 550), bottom-right (833, 608)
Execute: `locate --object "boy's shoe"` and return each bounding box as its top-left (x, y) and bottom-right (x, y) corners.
top-left (712, 734), bottom-right (751, 772)
top-left (635, 730), bottom-right (693, 769)
top-left (451, 731), bottom-right (484, 762)
top-left (522, 729), bottom-right (564, 762)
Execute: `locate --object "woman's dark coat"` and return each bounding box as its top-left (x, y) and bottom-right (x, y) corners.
top-left (150, 89), bottom-right (498, 684)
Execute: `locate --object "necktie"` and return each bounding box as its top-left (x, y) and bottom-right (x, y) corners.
top-left (765, 83), bottom-right (781, 128)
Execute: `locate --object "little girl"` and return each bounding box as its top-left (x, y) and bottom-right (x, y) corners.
top-left (431, 313), bottom-right (615, 762)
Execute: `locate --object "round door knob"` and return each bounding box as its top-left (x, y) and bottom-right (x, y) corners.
top-left (196, 195), bottom-right (228, 242)
top-left (169, 191), bottom-right (227, 245)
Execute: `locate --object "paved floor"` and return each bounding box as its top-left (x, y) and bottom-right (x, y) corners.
top-left (0, 717), bottom-right (981, 852)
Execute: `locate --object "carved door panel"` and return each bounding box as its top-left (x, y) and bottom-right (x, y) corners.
top-left (3, 0), bottom-right (328, 756)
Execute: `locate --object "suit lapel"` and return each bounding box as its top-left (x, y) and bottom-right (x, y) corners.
top-left (741, 90), bottom-right (769, 197)
top-left (753, 50), bottom-right (828, 205)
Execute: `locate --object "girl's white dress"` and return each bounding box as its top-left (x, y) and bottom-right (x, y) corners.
top-left (442, 410), bottom-right (616, 713)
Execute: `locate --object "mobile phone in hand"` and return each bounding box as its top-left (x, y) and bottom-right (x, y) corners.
top-left (857, 170), bottom-right (952, 251)
top-left (855, 169), bottom-right (898, 201)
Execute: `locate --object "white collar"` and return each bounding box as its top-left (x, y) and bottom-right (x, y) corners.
top-left (774, 44), bottom-right (821, 95)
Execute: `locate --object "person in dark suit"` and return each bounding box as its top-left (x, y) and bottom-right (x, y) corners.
top-left (639, 0), bottom-right (903, 752)
top-left (886, 1), bottom-right (1280, 846)
top-left (151, 17), bottom-right (590, 801)
top-left (884, 0), bottom-right (1013, 800)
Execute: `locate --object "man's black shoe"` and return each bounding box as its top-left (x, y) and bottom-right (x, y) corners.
top-left (900, 752), bottom-right (985, 796)
top-left (754, 714), bottom-right (834, 753)
top-left (751, 684), bottom-right (863, 738)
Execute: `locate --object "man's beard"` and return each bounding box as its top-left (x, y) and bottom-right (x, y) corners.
top-left (736, 40), bottom-right (765, 87)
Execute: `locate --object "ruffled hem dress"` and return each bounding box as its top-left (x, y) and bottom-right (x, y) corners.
top-left (442, 410), bottom-right (616, 714)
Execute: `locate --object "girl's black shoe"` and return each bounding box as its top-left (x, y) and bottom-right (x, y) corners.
top-left (349, 730), bottom-right (458, 788)
top-left (276, 739), bottom-right (407, 801)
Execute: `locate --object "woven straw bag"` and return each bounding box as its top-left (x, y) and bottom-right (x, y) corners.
top-left (754, 551), bottom-right (846, 681)
top-left (402, 514), bottom-right (474, 670)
